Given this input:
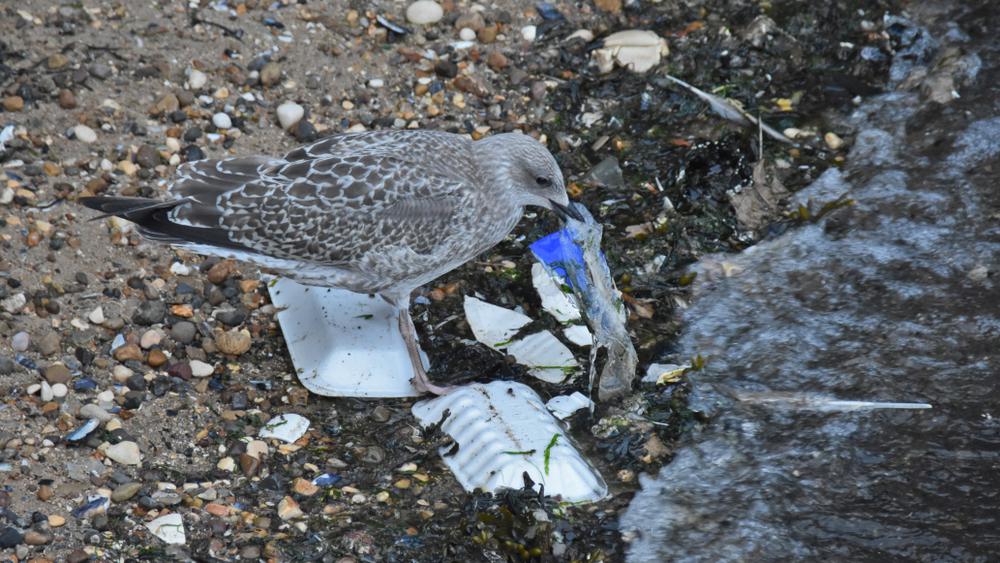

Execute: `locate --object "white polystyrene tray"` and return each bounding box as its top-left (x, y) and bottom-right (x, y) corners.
top-left (266, 277), bottom-right (423, 397)
top-left (412, 381), bottom-right (607, 503)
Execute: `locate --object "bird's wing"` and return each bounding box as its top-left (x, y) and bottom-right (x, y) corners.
top-left (157, 148), bottom-right (476, 266)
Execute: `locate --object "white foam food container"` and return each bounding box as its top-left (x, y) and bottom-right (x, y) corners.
top-left (412, 381), bottom-right (608, 503)
top-left (266, 277), bottom-right (423, 397)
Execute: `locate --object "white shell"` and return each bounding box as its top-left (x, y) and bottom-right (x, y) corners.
top-left (593, 30), bottom-right (669, 74)
top-left (268, 277), bottom-right (423, 397)
top-left (412, 381), bottom-right (607, 503)
top-left (462, 295), bottom-right (532, 349)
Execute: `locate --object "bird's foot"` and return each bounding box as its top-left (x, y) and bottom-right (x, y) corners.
top-left (410, 373), bottom-right (455, 396)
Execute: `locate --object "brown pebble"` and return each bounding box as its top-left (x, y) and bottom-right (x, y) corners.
top-left (207, 259), bottom-right (238, 284)
top-left (292, 477), bottom-right (319, 496)
top-left (239, 453), bottom-right (260, 476)
top-left (593, 0), bottom-right (622, 13)
top-left (113, 343), bottom-right (144, 362)
top-left (43, 162), bottom-right (62, 176)
top-left (486, 50), bottom-right (508, 71)
top-left (2, 95), bottom-right (24, 112)
top-left (24, 529), bottom-right (53, 545)
top-left (260, 62), bottom-right (282, 87)
top-left (42, 363), bottom-right (71, 384)
top-left (151, 92), bottom-right (179, 116)
top-left (454, 12), bottom-right (485, 32)
top-left (170, 303), bottom-right (194, 318)
top-left (147, 349), bottom-right (168, 367)
top-left (58, 89), bottom-right (78, 109)
top-left (478, 24), bottom-right (498, 44)
top-left (37, 484), bottom-right (53, 501)
top-left (205, 502), bottom-right (229, 516)
top-left (47, 53), bottom-right (69, 70)
top-left (215, 329), bottom-right (251, 356)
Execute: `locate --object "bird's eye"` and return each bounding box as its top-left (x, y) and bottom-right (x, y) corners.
top-left (536, 176), bottom-right (551, 187)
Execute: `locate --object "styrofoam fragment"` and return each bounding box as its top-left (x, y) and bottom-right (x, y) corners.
top-left (531, 262), bottom-right (581, 322)
top-left (258, 413), bottom-right (310, 443)
top-left (563, 324), bottom-right (593, 347)
top-left (546, 392), bottom-right (594, 420)
top-left (412, 381), bottom-right (607, 502)
top-left (267, 277), bottom-right (422, 397)
top-left (463, 295), bottom-right (532, 349)
top-left (146, 513), bottom-right (185, 545)
top-left (505, 331), bottom-right (578, 383)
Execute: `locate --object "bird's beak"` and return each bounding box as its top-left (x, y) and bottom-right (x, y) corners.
top-left (550, 200), bottom-right (585, 223)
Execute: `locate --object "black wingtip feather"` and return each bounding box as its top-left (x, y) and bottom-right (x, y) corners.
top-left (78, 196), bottom-right (251, 253)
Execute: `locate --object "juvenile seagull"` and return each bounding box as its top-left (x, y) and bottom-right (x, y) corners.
top-left (81, 129), bottom-right (581, 395)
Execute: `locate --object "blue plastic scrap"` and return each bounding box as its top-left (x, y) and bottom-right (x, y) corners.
top-left (530, 204), bottom-right (637, 400)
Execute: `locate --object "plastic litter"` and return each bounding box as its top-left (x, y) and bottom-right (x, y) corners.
top-left (562, 324), bottom-right (592, 347)
top-left (258, 413), bottom-right (310, 443)
top-left (531, 262), bottom-right (581, 322)
top-left (146, 513), bottom-right (186, 545)
top-left (642, 363), bottom-right (690, 385)
top-left (462, 295), bottom-right (531, 348)
top-left (530, 204), bottom-right (638, 400)
top-left (546, 392), bottom-right (594, 420)
top-left (266, 277), bottom-right (422, 397)
top-left (718, 387), bottom-right (933, 412)
top-left (504, 330), bottom-right (578, 383)
top-left (71, 495), bottom-right (109, 519)
top-left (412, 381), bottom-right (607, 503)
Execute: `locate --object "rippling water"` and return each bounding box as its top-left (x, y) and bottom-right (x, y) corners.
top-left (622, 11), bottom-right (1000, 562)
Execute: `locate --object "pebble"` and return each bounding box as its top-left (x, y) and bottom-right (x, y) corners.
top-left (824, 132), bottom-right (844, 150)
top-left (51, 383), bottom-right (68, 399)
top-left (37, 331), bottom-right (61, 356)
top-left (459, 27), bottom-right (477, 41)
top-left (244, 439), bottom-right (268, 459)
top-left (188, 68), bottom-right (207, 90)
top-left (40, 381), bottom-right (54, 402)
top-left (215, 329), bottom-right (251, 355)
top-left (2, 95), bottom-right (24, 111)
top-left (212, 112), bottom-right (232, 129)
top-left (135, 144), bottom-right (160, 168)
top-left (170, 321), bottom-right (197, 343)
top-left (292, 478), bottom-right (319, 496)
top-left (216, 456), bottom-right (236, 471)
top-left (58, 89), bottom-right (77, 109)
top-left (521, 25), bottom-right (537, 42)
top-left (277, 496), bottom-right (303, 520)
top-left (88, 306), bottom-right (105, 325)
top-left (405, 1), bottom-right (443, 25)
top-left (111, 482), bottom-right (143, 502)
top-left (48, 514), bottom-right (66, 527)
top-left (11, 332), bottom-right (29, 352)
top-left (104, 441), bottom-right (142, 465)
top-left (368, 78), bottom-right (384, 88)
top-left (276, 101), bottom-right (305, 129)
top-left (260, 62), bottom-right (282, 87)
top-left (113, 344), bottom-right (143, 362)
top-left (189, 360), bottom-right (214, 378)
top-left (79, 403), bottom-right (112, 422)
top-left (42, 363), bottom-right (71, 385)
top-left (0, 527), bottom-right (22, 549)
top-left (2, 293), bottom-right (26, 314)
top-left (140, 329), bottom-right (163, 349)
top-left (72, 124), bottom-right (97, 143)
top-left (23, 530), bottom-right (51, 546)
top-left (134, 300), bottom-right (166, 325)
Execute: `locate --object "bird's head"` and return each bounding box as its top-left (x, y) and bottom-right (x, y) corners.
top-left (484, 133), bottom-right (584, 222)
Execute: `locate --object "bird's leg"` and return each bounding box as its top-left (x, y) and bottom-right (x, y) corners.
top-left (392, 295), bottom-right (454, 396)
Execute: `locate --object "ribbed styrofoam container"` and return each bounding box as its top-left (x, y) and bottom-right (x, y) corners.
top-left (412, 381), bottom-right (607, 503)
top-left (266, 277), bottom-right (422, 397)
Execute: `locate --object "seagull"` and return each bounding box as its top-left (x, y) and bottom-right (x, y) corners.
top-left (81, 129), bottom-right (582, 395)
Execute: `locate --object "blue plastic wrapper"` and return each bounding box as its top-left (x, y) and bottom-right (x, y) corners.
top-left (530, 204), bottom-right (637, 400)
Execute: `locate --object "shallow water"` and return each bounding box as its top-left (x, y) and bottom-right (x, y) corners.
top-left (621, 13), bottom-right (1000, 563)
